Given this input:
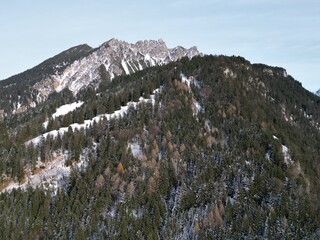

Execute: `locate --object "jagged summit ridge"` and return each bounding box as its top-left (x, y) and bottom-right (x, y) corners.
top-left (102, 38), bottom-right (194, 59)
top-left (34, 38), bottom-right (201, 101)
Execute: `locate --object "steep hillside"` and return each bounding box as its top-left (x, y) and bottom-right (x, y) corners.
top-left (0, 54), bottom-right (320, 239)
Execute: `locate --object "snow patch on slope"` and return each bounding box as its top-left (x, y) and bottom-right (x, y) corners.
top-left (181, 74), bottom-right (192, 88)
top-left (128, 142), bottom-right (144, 160)
top-left (180, 73), bottom-right (201, 89)
top-left (272, 135), bottom-right (293, 165)
top-left (28, 88), bottom-right (161, 146)
top-left (12, 96), bottom-right (25, 114)
top-left (180, 73), bottom-right (202, 116)
top-left (53, 101), bottom-right (84, 118)
top-left (193, 99), bottom-right (202, 116)
top-left (43, 101), bottom-right (84, 129)
top-left (282, 145), bottom-right (293, 165)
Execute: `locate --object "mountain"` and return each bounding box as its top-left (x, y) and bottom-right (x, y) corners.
top-left (316, 89), bottom-right (320, 96)
top-left (0, 40), bottom-right (320, 239)
top-left (0, 44), bottom-right (93, 117)
top-left (0, 39), bottom-right (200, 118)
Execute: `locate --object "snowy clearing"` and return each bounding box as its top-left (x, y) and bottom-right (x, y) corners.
top-left (52, 101), bottom-right (84, 119)
top-left (43, 101), bottom-right (84, 128)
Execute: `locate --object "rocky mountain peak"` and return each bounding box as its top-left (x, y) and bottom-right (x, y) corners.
top-left (33, 38), bottom-right (201, 100)
top-left (101, 38), bottom-right (200, 61)
top-left (134, 39), bottom-right (168, 57)
top-left (316, 89), bottom-right (320, 96)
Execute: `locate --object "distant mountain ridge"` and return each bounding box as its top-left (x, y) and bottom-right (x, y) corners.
top-left (0, 39), bottom-right (201, 117)
top-left (316, 89), bottom-right (320, 96)
top-left (34, 38), bottom-right (200, 97)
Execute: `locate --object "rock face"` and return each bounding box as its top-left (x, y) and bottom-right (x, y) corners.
top-left (33, 38), bottom-right (201, 100)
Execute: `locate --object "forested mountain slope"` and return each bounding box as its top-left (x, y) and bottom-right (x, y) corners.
top-left (0, 53), bottom-right (320, 239)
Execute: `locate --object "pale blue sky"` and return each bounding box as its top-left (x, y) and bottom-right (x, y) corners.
top-left (0, 0), bottom-right (319, 91)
